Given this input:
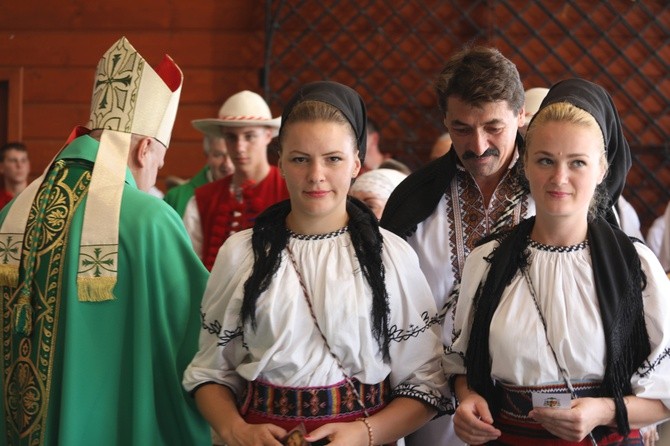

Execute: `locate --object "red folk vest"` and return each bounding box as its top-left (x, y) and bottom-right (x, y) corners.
top-left (195, 166), bottom-right (288, 270)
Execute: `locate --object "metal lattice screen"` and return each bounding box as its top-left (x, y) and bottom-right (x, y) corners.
top-left (263, 0), bottom-right (670, 231)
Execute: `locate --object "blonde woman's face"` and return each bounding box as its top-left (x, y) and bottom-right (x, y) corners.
top-left (524, 120), bottom-right (606, 223)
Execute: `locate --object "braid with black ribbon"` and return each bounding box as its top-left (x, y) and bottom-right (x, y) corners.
top-left (240, 200), bottom-right (291, 330)
top-left (346, 197), bottom-right (391, 361)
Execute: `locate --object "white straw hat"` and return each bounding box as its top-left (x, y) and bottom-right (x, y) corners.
top-left (192, 90), bottom-right (281, 137)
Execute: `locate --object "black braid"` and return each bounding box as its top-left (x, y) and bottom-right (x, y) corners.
top-left (347, 197), bottom-right (391, 361)
top-left (241, 200), bottom-right (291, 329)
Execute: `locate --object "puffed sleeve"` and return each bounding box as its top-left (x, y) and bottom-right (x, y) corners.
top-left (443, 240), bottom-right (496, 378)
top-left (182, 230), bottom-right (255, 399)
top-left (631, 242), bottom-right (670, 409)
top-left (379, 229), bottom-right (451, 413)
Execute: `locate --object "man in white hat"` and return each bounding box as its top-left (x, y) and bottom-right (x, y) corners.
top-left (164, 132), bottom-right (234, 217)
top-left (0, 37), bottom-right (210, 445)
top-left (183, 90), bottom-right (289, 270)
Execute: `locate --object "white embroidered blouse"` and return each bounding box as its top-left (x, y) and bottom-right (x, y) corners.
top-left (183, 227), bottom-right (449, 410)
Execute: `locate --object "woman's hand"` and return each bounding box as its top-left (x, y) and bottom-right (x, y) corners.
top-left (221, 419), bottom-right (287, 446)
top-left (641, 424), bottom-right (659, 446)
top-left (529, 397), bottom-right (611, 442)
top-left (453, 392), bottom-right (502, 445)
top-left (305, 420), bottom-right (369, 445)
top-left (195, 384), bottom-right (287, 446)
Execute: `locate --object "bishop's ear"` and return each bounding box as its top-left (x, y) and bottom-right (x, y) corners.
top-left (133, 137), bottom-right (154, 168)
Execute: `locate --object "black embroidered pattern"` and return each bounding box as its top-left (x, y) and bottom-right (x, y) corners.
top-left (218, 327), bottom-right (243, 347)
top-left (388, 311), bottom-right (440, 343)
top-left (288, 227), bottom-right (348, 240)
top-left (528, 238), bottom-right (589, 253)
top-left (393, 382), bottom-right (453, 413)
top-left (200, 311), bottom-right (243, 347)
top-left (636, 347), bottom-right (670, 378)
top-left (444, 341), bottom-right (465, 362)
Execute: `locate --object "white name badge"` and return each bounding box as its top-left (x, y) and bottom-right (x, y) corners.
top-left (531, 392), bottom-right (571, 409)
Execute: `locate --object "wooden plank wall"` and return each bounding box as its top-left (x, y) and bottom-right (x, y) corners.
top-left (0, 0), bottom-right (270, 192)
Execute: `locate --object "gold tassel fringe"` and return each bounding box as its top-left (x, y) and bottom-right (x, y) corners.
top-left (0, 264), bottom-right (19, 288)
top-left (77, 276), bottom-right (116, 302)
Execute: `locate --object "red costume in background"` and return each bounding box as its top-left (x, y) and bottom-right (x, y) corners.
top-left (195, 166), bottom-right (288, 270)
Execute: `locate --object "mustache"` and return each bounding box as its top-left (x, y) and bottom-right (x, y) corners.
top-left (462, 148), bottom-right (500, 160)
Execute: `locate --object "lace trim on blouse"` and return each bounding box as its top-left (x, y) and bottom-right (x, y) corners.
top-left (528, 238), bottom-right (589, 253)
top-left (288, 227), bottom-right (348, 240)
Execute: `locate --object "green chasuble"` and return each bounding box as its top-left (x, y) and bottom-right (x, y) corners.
top-left (0, 135), bottom-right (211, 446)
top-left (164, 166), bottom-right (210, 217)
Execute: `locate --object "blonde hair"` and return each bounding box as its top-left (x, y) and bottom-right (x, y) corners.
top-left (525, 101), bottom-right (607, 169)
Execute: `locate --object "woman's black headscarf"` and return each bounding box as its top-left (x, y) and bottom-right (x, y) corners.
top-left (241, 81), bottom-right (392, 360)
top-left (279, 80), bottom-right (368, 162)
top-left (466, 78), bottom-right (650, 437)
top-left (533, 78), bottom-right (631, 226)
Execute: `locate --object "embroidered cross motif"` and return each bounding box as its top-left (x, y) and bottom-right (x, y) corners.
top-left (79, 247), bottom-right (117, 277)
top-left (0, 235), bottom-right (20, 264)
top-left (89, 38), bottom-right (141, 131)
top-left (95, 53), bottom-right (133, 110)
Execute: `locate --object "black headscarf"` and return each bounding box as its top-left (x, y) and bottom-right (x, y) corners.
top-left (533, 78), bottom-right (632, 225)
top-left (279, 80), bottom-right (368, 162)
top-left (242, 82), bottom-right (391, 360)
top-left (466, 78), bottom-right (650, 437)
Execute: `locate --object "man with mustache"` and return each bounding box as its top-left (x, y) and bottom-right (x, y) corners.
top-left (380, 46), bottom-right (536, 446)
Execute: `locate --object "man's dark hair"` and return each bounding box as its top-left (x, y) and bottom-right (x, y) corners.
top-left (435, 46), bottom-right (524, 116)
top-left (0, 141), bottom-right (27, 162)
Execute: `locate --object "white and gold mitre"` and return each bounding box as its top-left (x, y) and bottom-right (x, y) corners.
top-left (0, 37), bottom-right (184, 316)
top-left (88, 36), bottom-right (183, 147)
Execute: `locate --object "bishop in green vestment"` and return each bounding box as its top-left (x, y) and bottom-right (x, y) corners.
top-left (0, 37), bottom-right (210, 446)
